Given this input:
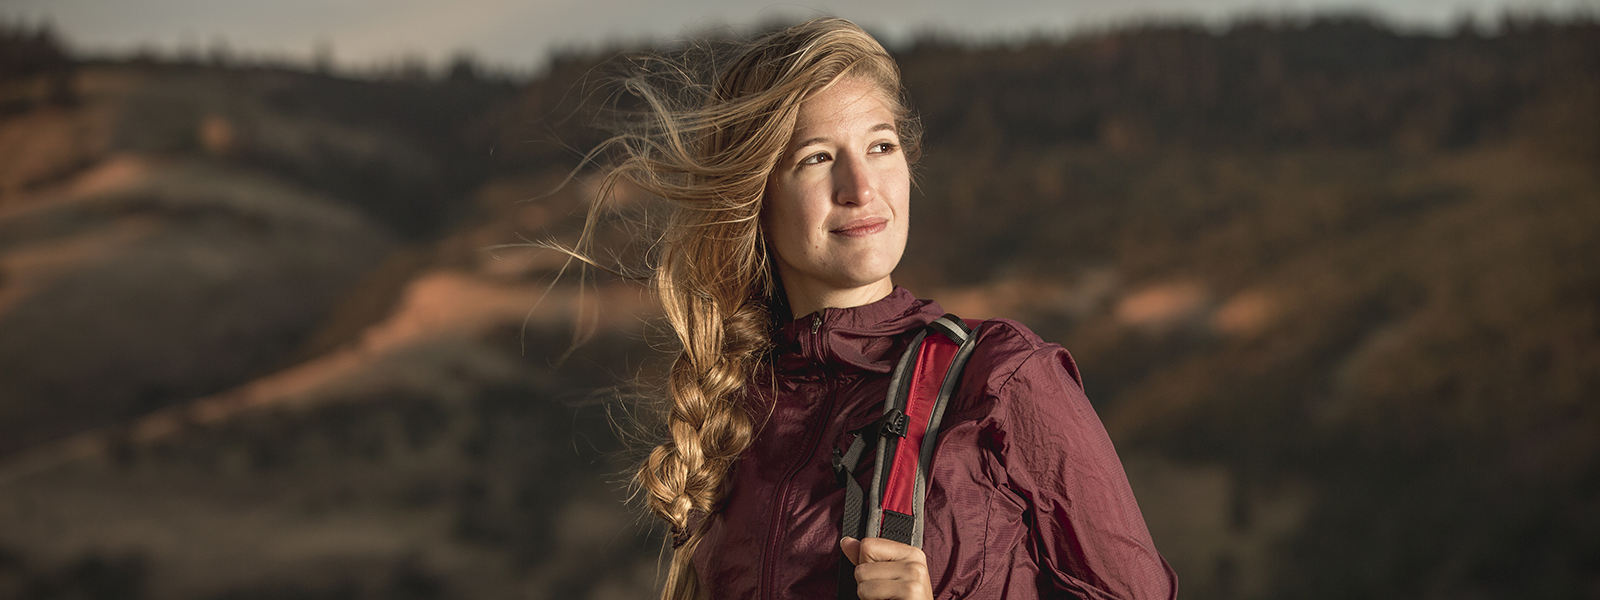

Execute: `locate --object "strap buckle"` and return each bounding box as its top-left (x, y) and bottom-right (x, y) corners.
top-left (880, 408), bottom-right (909, 438)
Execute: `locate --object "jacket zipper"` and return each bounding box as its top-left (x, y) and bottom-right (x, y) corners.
top-left (761, 312), bottom-right (833, 599)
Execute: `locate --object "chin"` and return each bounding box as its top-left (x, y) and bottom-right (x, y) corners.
top-left (835, 261), bottom-right (899, 290)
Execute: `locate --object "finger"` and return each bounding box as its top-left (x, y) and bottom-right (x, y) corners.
top-left (854, 579), bottom-right (932, 600)
top-left (854, 559), bottom-right (929, 584)
top-left (840, 536), bottom-right (863, 566)
top-left (857, 537), bottom-right (927, 565)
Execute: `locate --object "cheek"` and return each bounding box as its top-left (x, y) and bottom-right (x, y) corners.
top-left (771, 182), bottom-right (825, 234)
top-left (888, 167), bottom-right (912, 221)
top-left (761, 182), bottom-right (809, 256)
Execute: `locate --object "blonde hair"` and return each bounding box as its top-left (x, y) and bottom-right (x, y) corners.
top-left (573, 17), bottom-right (918, 599)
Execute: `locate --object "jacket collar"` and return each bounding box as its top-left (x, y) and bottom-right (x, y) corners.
top-left (771, 286), bottom-right (943, 375)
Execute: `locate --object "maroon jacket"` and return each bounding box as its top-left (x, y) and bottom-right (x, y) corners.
top-left (693, 287), bottom-right (1177, 599)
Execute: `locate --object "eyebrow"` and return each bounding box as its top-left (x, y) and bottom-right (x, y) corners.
top-left (791, 123), bottom-right (897, 152)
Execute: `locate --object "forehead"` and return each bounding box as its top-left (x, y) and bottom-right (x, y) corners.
top-left (793, 77), bottom-right (895, 132)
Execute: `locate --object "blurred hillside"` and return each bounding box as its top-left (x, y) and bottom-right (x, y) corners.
top-left (0, 15), bottom-right (1597, 600)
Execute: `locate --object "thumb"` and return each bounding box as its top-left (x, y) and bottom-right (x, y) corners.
top-left (840, 536), bottom-right (862, 565)
top-left (856, 537), bottom-right (922, 564)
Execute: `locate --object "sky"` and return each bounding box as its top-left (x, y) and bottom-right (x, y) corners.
top-left (4, 0), bottom-right (1596, 74)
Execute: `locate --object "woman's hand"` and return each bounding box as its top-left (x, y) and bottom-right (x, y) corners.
top-left (839, 536), bottom-right (934, 600)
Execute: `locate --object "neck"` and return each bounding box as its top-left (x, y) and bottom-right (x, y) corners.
top-left (785, 278), bottom-right (895, 319)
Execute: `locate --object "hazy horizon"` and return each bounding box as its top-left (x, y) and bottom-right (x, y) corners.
top-left (5, 0), bottom-right (1597, 75)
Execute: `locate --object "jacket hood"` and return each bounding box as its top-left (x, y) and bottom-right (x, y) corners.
top-left (771, 286), bottom-right (944, 375)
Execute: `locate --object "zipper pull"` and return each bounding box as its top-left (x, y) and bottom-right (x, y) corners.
top-left (811, 313), bottom-right (822, 334)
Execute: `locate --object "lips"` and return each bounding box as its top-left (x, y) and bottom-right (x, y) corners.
top-left (830, 217), bottom-right (888, 237)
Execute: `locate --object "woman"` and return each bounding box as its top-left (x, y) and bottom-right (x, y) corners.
top-left (574, 17), bottom-right (1177, 600)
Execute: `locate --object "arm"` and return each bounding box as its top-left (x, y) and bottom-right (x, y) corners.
top-left (993, 346), bottom-right (1177, 600)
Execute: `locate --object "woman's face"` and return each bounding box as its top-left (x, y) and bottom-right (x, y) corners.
top-left (762, 77), bottom-right (910, 318)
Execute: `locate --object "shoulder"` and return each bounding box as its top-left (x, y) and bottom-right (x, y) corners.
top-left (966, 318), bottom-right (1082, 390)
top-left (946, 318), bottom-right (1087, 422)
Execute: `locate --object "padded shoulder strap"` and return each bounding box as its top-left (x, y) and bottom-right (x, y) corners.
top-left (836, 315), bottom-right (981, 599)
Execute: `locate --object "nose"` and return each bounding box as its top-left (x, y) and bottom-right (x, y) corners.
top-left (833, 152), bottom-right (873, 206)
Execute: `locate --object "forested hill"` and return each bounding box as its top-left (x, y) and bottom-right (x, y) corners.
top-left (905, 17), bottom-right (1597, 151)
top-left (0, 16), bottom-right (1596, 600)
top-left (889, 16), bottom-right (1598, 283)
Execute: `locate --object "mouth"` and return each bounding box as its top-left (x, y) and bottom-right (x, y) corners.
top-left (830, 217), bottom-right (888, 237)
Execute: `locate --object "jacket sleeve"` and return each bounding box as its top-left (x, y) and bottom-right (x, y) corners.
top-left (991, 344), bottom-right (1178, 600)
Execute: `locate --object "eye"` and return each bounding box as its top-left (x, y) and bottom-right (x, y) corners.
top-left (870, 142), bottom-right (899, 154)
top-left (800, 152), bottom-right (831, 166)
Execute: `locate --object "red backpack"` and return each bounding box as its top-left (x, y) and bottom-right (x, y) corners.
top-left (832, 314), bottom-right (981, 598)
